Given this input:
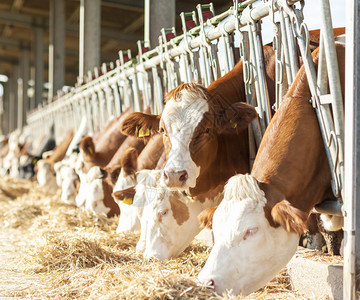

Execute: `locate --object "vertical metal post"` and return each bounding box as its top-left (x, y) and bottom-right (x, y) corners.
top-left (344, 0), bottom-right (360, 299)
top-left (34, 25), bottom-right (44, 108)
top-left (17, 78), bottom-right (23, 130)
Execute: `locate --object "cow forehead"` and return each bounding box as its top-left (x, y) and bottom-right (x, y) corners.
top-left (162, 96), bottom-right (209, 132)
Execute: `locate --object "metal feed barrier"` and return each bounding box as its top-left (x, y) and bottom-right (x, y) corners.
top-left (27, 0), bottom-right (344, 214)
top-left (23, 0), bottom-right (360, 297)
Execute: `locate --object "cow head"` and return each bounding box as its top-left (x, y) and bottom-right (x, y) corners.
top-left (54, 160), bottom-right (79, 204)
top-left (139, 186), bottom-right (216, 261)
top-left (198, 174), bottom-right (307, 295)
top-left (84, 166), bottom-right (110, 215)
top-left (36, 159), bottom-right (57, 191)
top-left (121, 83), bottom-right (257, 192)
top-left (112, 147), bottom-right (161, 234)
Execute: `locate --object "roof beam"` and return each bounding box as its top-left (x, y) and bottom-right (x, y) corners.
top-left (0, 11), bottom-right (142, 42)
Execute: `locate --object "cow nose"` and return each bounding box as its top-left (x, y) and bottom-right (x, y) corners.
top-left (163, 170), bottom-right (188, 187)
top-left (206, 279), bottom-right (215, 288)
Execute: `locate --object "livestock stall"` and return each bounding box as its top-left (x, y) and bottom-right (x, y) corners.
top-left (0, 0), bottom-right (359, 298)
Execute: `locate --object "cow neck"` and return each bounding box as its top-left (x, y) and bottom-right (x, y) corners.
top-left (207, 60), bottom-right (245, 108)
top-left (102, 180), bottom-right (119, 217)
top-left (188, 130), bottom-right (250, 199)
top-left (251, 61), bottom-right (333, 217)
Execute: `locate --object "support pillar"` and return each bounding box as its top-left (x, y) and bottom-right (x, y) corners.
top-left (18, 48), bottom-right (30, 128)
top-left (49, 0), bottom-right (65, 101)
top-left (8, 68), bottom-right (18, 133)
top-left (34, 25), bottom-right (44, 108)
top-left (3, 81), bottom-right (9, 135)
top-left (79, 0), bottom-right (101, 78)
top-left (144, 0), bottom-right (175, 49)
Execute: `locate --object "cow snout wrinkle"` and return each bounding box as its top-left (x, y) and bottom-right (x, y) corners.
top-left (163, 170), bottom-right (188, 187)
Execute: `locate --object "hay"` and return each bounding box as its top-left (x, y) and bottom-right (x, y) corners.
top-left (0, 176), bottom-right (334, 299)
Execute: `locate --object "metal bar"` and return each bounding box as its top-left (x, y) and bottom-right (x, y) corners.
top-left (344, 0), bottom-right (360, 298)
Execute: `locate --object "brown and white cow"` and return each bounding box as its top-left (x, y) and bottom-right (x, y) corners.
top-left (83, 135), bottom-right (146, 217)
top-left (118, 28), bottom-right (345, 261)
top-left (36, 129), bottom-right (74, 191)
top-left (74, 108), bottom-right (133, 208)
top-left (197, 42), bottom-right (345, 296)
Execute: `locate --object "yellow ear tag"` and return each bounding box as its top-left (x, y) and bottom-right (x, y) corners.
top-left (138, 127), bottom-right (150, 138)
top-left (87, 147), bottom-right (94, 155)
top-left (229, 119), bottom-right (237, 129)
top-left (123, 196), bottom-right (133, 205)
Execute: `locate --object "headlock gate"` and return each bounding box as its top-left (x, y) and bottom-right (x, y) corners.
top-left (22, 0), bottom-right (358, 297)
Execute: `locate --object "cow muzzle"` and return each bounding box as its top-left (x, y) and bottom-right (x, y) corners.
top-left (162, 169), bottom-right (188, 188)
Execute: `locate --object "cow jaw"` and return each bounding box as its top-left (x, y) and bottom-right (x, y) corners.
top-left (160, 93), bottom-right (209, 190)
top-left (142, 188), bottom-right (206, 261)
top-left (198, 175), bottom-right (299, 296)
top-left (84, 166), bottom-right (110, 215)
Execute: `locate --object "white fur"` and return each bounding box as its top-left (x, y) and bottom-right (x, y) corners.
top-left (141, 187), bottom-right (223, 261)
top-left (36, 160), bottom-right (58, 192)
top-left (113, 169), bottom-right (161, 234)
top-left (83, 166), bottom-right (109, 215)
top-left (161, 89), bottom-right (209, 189)
top-left (74, 154), bottom-right (88, 208)
top-left (198, 174), bottom-right (300, 296)
top-left (320, 214), bottom-right (344, 231)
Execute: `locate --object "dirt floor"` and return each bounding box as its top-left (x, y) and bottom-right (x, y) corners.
top-left (0, 175), bottom-right (338, 299)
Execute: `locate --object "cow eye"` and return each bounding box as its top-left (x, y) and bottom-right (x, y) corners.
top-left (160, 127), bottom-right (164, 133)
top-left (243, 227), bottom-right (259, 240)
top-left (160, 209), bottom-right (168, 216)
top-left (205, 128), bottom-right (210, 134)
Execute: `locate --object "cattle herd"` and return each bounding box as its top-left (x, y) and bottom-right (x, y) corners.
top-left (0, 29), bottom-right (345, 296)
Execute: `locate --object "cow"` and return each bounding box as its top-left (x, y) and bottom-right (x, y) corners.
top-left (83, 135), bottom-right (146, 217)
top-left (111, 137), bottom-right (164, 234)
top-left (18, 125), bottom-right (56, 179)
top-left (197, 42), bottom-right (345, 296)
top-left (36, 129), bottom-right (74, 191)
top-left (118, 28), bottom-right (345, 261)
top-left (74, 108), bottom-right (133, 208)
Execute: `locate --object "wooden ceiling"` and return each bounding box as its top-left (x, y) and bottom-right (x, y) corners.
top-left (0, 0), bottom-right (232, 86)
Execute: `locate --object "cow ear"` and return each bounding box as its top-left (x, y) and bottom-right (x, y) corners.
top-left (271, 200), bottom-right (308, 235)
top-left (112, 186), bottom-right (136, 203)
top-left (121, 112), bottom-right (160, 138)
top-left (121, 147), bottom-right (138, 177)
top-left (198, 206), bottom-right (218, 230)
top-left (109, 165), bottom-right (122, 185)
top-left (215, 102), bottom-right (257, 134)
top-left (79, 135), bottom-right (96, 161)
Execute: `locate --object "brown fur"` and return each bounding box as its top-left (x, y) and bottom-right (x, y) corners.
top-left (102, 180), bottom-right (120, 217)
top-left (121, 147), bottom-right (139, 177)
top-left (112, 186), bottom-right (136, 201)
top-left (169, 192), bottom-right (190, 226)
top-left (252, 44), bottom-right (345, 232)
top-left (271, 200), bottom-right (308, 234)
top-left (137, 135), bottom-right (164, 170)
top-left (121, 112), bottom-right (160, 138)
top-left (44, 129), bottom-right (74, 171)
top-left (198, 206), bottom-right (218, 229)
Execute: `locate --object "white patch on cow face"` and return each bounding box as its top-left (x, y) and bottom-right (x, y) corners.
top-left (161, 91), bottom-right (209, 190)
top-left (59, 165), bottom-right (78, 204)
top-left (113, 170), bottom-right (161, 234)
top-left (198, 174), bottom-right (299, 296)
top-left (37, 160), bottom-right (57, 192)
top-left (75, 154), bottom-right (88, 207)
top-left (84, 166), bottom-right (109, 215)
top-left (142, 187), bottom-right (221, 261)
